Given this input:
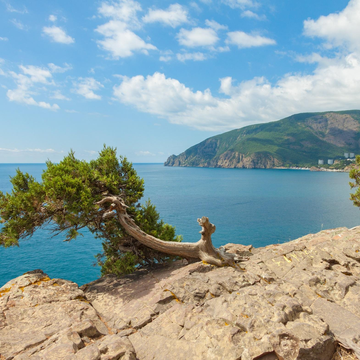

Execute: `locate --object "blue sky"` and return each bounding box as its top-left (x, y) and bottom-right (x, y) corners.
top-left (0, 0), bottom-right (358, 163)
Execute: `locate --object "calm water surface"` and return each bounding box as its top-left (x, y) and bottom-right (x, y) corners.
top-left (1, 163), bottom-right (359, 286)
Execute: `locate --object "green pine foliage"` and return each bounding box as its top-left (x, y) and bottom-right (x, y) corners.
top-left (0, 146), bottom-right (182, 275)
top-left (350, 156), bottom-right (360, 208)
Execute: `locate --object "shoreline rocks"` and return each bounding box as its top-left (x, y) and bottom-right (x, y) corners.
top-left (2, 227), bottom-right (360, 359)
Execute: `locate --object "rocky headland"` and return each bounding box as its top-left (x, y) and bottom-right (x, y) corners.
top-left (2, 226), bottom-right (360, 360)
top-left (165, 111), bottom-right (360, 169)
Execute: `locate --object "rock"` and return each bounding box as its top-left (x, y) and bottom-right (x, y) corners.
top-left (2, 226), bottom-right (360, 359)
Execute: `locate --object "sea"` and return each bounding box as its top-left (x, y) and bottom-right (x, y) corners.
top-left (1, 163), bottom-right (360, 287)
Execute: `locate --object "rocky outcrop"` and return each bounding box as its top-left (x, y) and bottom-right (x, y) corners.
top-left (165, 151), bottom-right (282, 169)
top-left (2, 226), bottom-right (360, 359)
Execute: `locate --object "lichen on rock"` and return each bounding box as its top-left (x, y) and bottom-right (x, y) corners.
top-left (2, 226), bottom-right (360, 359)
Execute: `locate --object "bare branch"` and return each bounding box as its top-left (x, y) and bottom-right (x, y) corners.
top-left (97, 195), bottom-right (240, 268)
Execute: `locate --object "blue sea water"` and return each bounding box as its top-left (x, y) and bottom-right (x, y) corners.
top-left (1, 163), bottom-right (359, 286)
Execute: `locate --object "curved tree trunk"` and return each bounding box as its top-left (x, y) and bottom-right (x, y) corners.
top-left (97, 196), bottom-right (239, 268)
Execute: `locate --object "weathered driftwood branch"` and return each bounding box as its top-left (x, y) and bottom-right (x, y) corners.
top-left (97, 196), bottom-right (239, 268)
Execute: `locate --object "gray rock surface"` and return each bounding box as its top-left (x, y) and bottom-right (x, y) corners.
top-left (1, 227), bottom-right (360, 359)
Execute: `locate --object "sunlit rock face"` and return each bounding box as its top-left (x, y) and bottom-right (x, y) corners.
top-left (2, 226), bottom-right (360, 359)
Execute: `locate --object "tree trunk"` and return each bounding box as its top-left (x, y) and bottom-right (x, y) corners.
top-left (97, 196), bottom-right (239, 268)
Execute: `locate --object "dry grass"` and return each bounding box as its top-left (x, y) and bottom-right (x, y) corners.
top-left (332, 344), bottom-right (358, 360)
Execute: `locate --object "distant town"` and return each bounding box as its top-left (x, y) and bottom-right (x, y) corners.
top-left (313, 152), bottom-right (357, 172)
top-left (318, 152), bottom-right (355, 166)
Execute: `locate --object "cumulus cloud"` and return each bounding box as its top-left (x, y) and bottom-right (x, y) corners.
top-left (98, 0), bottom-right (142, 29)
top-left (0, 37), bottom-right (8, 41)
top-left (241, 10), bottom-right (266, 20)
top-left (177, 27), bottom-right (219, 47)
top-left (5, 63), bottom-right (70, 110)
top-left (72, 78), bottom-right (103, 100)
top-left (42, 26), bottom-right (75, 44)
top-left (96, 0), bottom-right (156, 58)
top-left (51, 90), bottom-right (70, 101)
top-left (176, 52), bottom-right (207, 61)
top-left (96, 21), bottom-right (156, 58)
top-left (226, 31), bottom-right (276, 48)
top-left (48, 63), bottom-right (72, 73)
top-left (49, 15), bottom-right (57, 22)
top-left (19, 65), bottom-right (53, 84)
top-left (112, 50), bottom-right (360, 131)
top-left (205, 20), bottom-right (228, 31)
top-left (143, 4), bottom-right (189, 28)
top-left (303, 0), bottom-right (360, 52)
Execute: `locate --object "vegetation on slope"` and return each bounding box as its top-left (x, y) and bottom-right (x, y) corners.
top-left (165, 110), bottom-right (360, 168)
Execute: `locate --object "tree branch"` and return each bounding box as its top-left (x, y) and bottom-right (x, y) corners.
top-left (97, 196), bottom-right (240, 268)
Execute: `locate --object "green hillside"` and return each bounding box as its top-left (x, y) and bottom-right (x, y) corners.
top-left (165, 110), bottom-right (360, 168)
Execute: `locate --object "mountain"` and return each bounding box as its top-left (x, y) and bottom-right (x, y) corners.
top-left (165, 110), bottom-right (360, 168)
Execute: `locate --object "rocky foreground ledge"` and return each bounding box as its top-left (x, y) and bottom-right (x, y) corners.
top-left (2, 227), bottom-right (360, 360)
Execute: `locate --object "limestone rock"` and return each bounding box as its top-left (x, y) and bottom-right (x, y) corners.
top-left (2, 226), bottom-right (360, 359)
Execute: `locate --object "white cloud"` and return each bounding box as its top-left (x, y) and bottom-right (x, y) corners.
top-left (49, 15), bottom-right (57, 22)
top-left (98, 0), bottom-right (142, 29)
top-left (160, 55), bottom-right (172, 62)
top-left (42, 26), bottom-right (74, 44)
top-left (205, 20), bottom-right (228, 31)
top-left (0, 37), bottom-right (8, 41)
top-left (112, 50), bottom-right (360, 132)
top-left (226, 31), bottom-right (276, 48)
top-left (0, 148), bottom-right (61, 153)
top-left (142, 4), bottom-right (189, 28)
top-left (19, 65), bottom-right (53, 84)
top-left (73, 77), bottom-right (103, 100)
top-left (177, 52), bottom-right (207, 61)
top-left (6, 65), bottom-right (60, 110)
top-left (222, 0), bottom-right (257, 10)
top-left (6, 4), bottom-right (27, 14)
top-left (189, 2), bottom-right (201, 12)
top-left (96, 20), bottom-right (156, 58)
top-left (135, 151), bottom-right (156, 156)
top-left (96, 0), bottom-right (156, 58)
top-left (241, 10), bottom-right (266, 20)
top-left (177, 27), bottom-right (219, 47)
top-left (48, 63), bottom-right (72, 73)
top-left (51, 90), bottom-right (70, 101)
top-left (10, 19), bottom-right (26, 30)
top-left (304, 0), bottom-right (360, 52)
top-left (65, 109), bottom-right (79, 113)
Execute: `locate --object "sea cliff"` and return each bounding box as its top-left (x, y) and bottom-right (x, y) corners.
top-left (1, 226), bottom-right (360, 359)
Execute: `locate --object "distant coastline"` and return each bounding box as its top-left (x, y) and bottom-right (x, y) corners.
top-left (275, 166), bottom-right (352, 172)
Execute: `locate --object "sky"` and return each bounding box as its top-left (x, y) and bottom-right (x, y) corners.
top-left (0, 0), bottom-right (359, 163)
